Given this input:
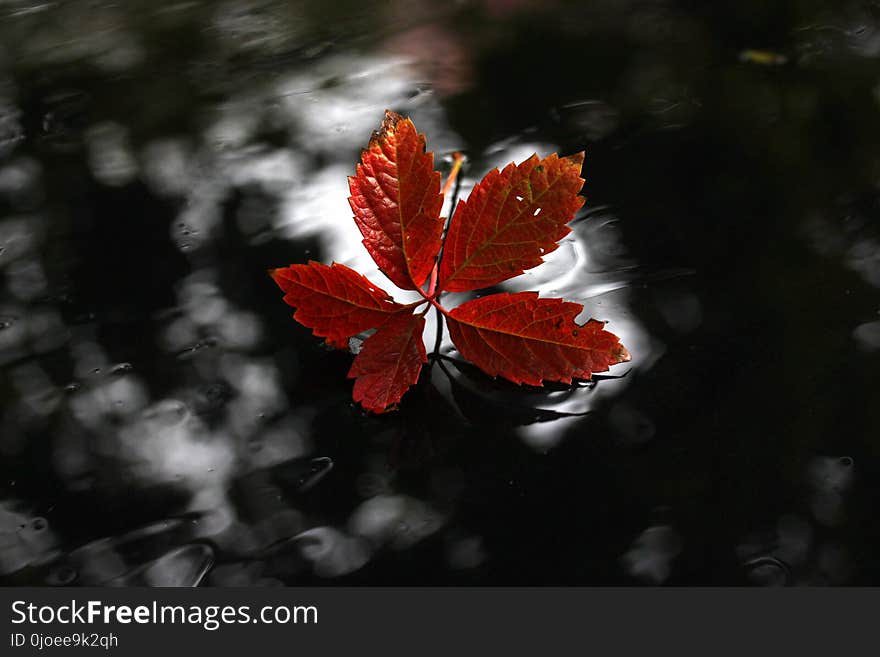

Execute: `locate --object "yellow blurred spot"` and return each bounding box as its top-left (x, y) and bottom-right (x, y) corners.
top-left (739, 49), bottom-right (789, 66)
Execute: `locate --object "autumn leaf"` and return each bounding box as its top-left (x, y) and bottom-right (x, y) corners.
top-left (348, 110), bottom-right (444, 290)
top-left (438, 152), bottom-right (585, 293)
top-left (349, 312), bottom-right (427, 413)
top-left (272, 111), bottom-right (629, 414)
top-left (270, 261), bottom-right (411, 349)
top-left (445, 292), bottom-right (630, 387)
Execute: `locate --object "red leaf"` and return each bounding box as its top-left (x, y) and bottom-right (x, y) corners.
top-left (349, 312), bottom-right (427, 413)
top-left (438, 152), bottom-right (585, 293)
top-left (445, 292), bottom-right (630, 386)
top-left (270, 262), bottom-right (409, 349)
top-left (273, 113), bottom-right (633, 414)
top-left (348, 110), bottom-right (444, 290)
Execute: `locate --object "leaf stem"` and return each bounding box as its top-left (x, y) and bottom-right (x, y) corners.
top-left (441, 152), bottom-right (464, 198)
top-left (416, 287), bottom-right (449, 315)
top-left (425, 153), bottom-right (466, 360)
top-left (432, 153), bottom-right (466, 295)
top-left (426, 152), bottom-right (465, 299)
top-left (426, 262), bottom-right (439, 298)
top-left (432, 305), bottom-right (444, 357)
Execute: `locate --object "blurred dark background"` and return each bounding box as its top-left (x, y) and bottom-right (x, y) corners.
top-left (1, 0), bottom-right (879, 586)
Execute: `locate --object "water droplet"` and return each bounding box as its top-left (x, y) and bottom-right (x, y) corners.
top-left (110, 362), bottom-right (133, 375)
top-left (292, 457), bottom-right (334, 492)
top-left (744, 556), bottom-right (792, 587)
top-left (176, 337), bottom-right (219, 359)
top-left (143, 399), bottom-right (188, 424)
top-left (31, 517), bottom-right (48, 532)
top-left (64, 382), bottom-right (82, 393)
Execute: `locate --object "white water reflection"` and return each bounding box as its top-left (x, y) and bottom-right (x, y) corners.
top-left (140, 139), bottom-right (194, 198)
top-left (804, 211), bottom-right (880, 289)
top-left (0, 95), bottom-right (24, 158)
top-left (85, 121), bottom-right (138, 187)
top-left (295, 527), bottom-right (371, 578)
top-left (274, 55), bottom-right (421, 155)
top-left (0, 215), bottom-right (43, 267)
top-left (0, 502), bottom-right (58, 575)
top-left (809, 456), bottom-right (854, 528)
top-left (853, 319), bottom-right (880, 351)
top-left (349, 494), bottom-right (445, 550)
top-left (621, 525), bottom-right (682, 584)
top-left (0, 157), bottom-right (42, 209)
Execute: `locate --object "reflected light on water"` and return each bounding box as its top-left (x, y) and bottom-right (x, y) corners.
top-left (0, 157), bottom-right (43, 209)
top-left (0, 502), bottom-right (58, 575)
top-left (621, 525), bottom-right (682, 584)
top-left (0, 214), bottom-right (43, 268)
top-left (0, 95), bottom-right (24, 158)
top-left (808, 456), bottom-right (854, 528)
top-left (295, 527), bottom-right (370, 578)
top-left (85, 121), bottom-right (138, 187)
top-left (853, 320), bottom-right (880, 351)
top-left (140, 139), bottom-right (193, 198)
top-left (349, 494), bottom-right (445, 550)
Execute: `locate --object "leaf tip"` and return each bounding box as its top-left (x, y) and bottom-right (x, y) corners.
top-left (564, 152), bottom-right (586, 183)
top-left (371, 109), bottom-right (406, 145)
top-left (268, 267), bottom-right (286, 287)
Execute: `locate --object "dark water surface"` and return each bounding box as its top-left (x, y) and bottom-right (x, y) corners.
top-left (2, 0), bottom-right (879, 586)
